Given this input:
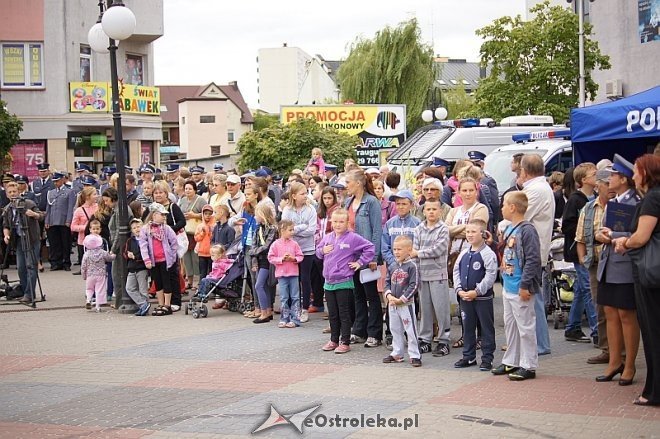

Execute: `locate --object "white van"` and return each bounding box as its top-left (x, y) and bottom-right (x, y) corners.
top-left (484, 138), bottom-right (573, 196)
top-left (387, 115), bottom-right (559, 175)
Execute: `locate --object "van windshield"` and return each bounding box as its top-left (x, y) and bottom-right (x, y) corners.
top-left (387, 126), bottom-right (454, 164)
top-left (484, 149), bottom-right (547, 194)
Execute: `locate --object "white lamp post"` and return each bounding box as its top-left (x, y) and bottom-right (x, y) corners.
top-left (88, 0), bottom-right (136, 313)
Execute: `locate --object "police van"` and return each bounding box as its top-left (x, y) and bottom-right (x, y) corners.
top-left (386, 115), bottom-right (560, 175)
top-left (483, 129), bottom-right (573, 196)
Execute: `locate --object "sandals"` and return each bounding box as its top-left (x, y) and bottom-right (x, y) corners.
top-left (633, 396), bottom-right (657, 406)
top-left (152, 306), bottom-right (172, 316)
top-left (452, 338), bottom-right (464, 348)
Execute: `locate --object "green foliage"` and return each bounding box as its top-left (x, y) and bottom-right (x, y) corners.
top-left (441, 81), bottom-right (477, 119)
top-left (0, 100), bottom-right (23, 169)
top-left (236, 118), bottom-right (357, 174)
top-left (474, 0), bottom-right (610, 122)
top-left (337, 19), bottom-right (435, 135)
top-left (252, 113), bottom-right (279, 131)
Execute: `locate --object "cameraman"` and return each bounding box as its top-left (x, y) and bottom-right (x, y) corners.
top-left (2, 182), bottom-right (44, 303)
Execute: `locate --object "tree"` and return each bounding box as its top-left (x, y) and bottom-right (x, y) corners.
top-left (337, 19), bottom-right (435, 135)
top-left (474, 1), bottom-right (610, 122)
top-left (441, 81), bottom-right (477, 119)
top-left (236, 118), bottom-right (357, 174)
top-left (0, 100), bottom-right (23, 173)
top-left (252, 112), bottom-right (279, 131)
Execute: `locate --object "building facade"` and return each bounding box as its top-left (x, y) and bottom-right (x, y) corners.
top-left (589, 0), bottom-right (660, 103)
top-left (159, 82), bottom-right (253, 169)
top-left (0, 0), bottom-right (163, 179)
top-left (257, 45), bottom-right (339, 114)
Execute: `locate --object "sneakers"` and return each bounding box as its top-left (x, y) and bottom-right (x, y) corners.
top-left (170, 304), bottom-right (181, 312)
top-left (508, 368), bottom-right (536, 381)
top-left (411, 358), bottom-right (422, 367)
top-left (334, 343), bottom-right (351, 354)
top-left (492, 364), bottom-right (519, 375)
top-left (350, 334), bottom-right (366, 344)
top-left (135, 302), bottom-right (150, 316)
top-left (385, 335), bottom-right (393, 351)
top-left (432, 343), bottom-right (450, 357)
top-left (322, 341), bottom-right (338, 351)
top-left (383, 355), bottom-right (404, 363)
top-left (454, 358), bottom-right (477, 368)
top-left (364, 337), bottom-right (382, 348)
top-left (85, 302), bottom-right (92, 310)
top-left (479, 361), bottom-right (493, 372)
top-left (278, 322), bottom-right (287, 328)
top-left (418, 341), bottom-right (432, 354)
top-left (565, 329), bottom-right (591, 343)
top-left (300, 309), bottom-right (309, 323)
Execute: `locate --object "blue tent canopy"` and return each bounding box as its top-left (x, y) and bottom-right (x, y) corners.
top-left (570, 86), bottom-right (660, 164)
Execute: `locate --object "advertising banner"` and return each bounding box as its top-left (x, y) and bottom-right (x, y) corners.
top-left (69, 82), bottom-right (160, 115)
top-left (10, 141), bottom-right (47, 181)
top-left (2, 44), bottom-right (26, 86)
top-left (280, 104), bottom-right (406, 167)
top-left (638, 0), bottom-right (660, 43)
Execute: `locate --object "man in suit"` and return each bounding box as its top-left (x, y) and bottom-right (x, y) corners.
top-left (45, 172), bottom-right (76, 271)
top-left (520, 154), bottom-right (555, 355)
top-left (2, 182), bottom-right (44, 303)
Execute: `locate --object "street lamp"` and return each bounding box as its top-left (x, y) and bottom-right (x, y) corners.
top-left (422, 107), bottom-right (448, 123)
top-left (88, 0), bottom-right (137, 313)
top-left (567, 0), bottom-right (595, 107)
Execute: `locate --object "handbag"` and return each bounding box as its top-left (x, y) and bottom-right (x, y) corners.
top-left (628, 232), bottom-right (660, 288)
top-left (184, 196), bottom-right (202, 234)
top-left (176, 232), bottom-right (189, 259)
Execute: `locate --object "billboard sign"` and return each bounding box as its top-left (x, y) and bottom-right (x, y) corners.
top-left (280, 104), bottom-right (406, 167)
top-left (70, 82), bottom-right (160, 115)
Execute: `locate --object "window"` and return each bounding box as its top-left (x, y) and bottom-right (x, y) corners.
top-left (162, 129), bottom-right (170, 143)
top-left (227, 130), bottom-right (235, 143)
top-left (200, 115), bottom-right (215, 123)
top-left (80, 45), bottom-right (91, 81)
top-left (1, 42), bottom-right (44, 87)
top-left (125, 54), bottom-right (143, 85)
top-left (210, 145), bottom-right (221, 156)
top-left (181, 117), bottom-right (186, 125)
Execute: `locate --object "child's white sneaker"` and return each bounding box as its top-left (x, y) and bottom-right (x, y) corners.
top-left (300, 309), bottom-right (309, 323)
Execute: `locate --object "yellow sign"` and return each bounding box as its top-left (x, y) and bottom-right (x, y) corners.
top-left (69, 82), bottom-right (160, 115)
top-left (29, 44), bottom-right (42, 86)
top-left (2, 44), bottom-right (26, 86)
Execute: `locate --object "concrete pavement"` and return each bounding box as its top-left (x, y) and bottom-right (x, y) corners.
top-left (0, 265), bottom-right (658, 438)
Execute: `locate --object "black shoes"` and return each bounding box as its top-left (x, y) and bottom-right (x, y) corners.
top-left (454, 358), bottom-right (477, 368)
top-left (479, 361), bottom-right (492, 372)
top-left (432, 343), bottom-right (450, 357)
top-left (565, 329), bottom-right (591, 343)
top-left (509, 368), bottom-right (536, 381)
top-left (596, 364), bottom-right (624, 382)
top-left (410, 358), bottom-right (422, 368)
top-left (492, 364), bottom-right (519, 375)
top-left (418, 341), bottom-right (432, 354)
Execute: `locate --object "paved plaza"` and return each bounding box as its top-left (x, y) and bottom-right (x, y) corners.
top-left (0, 267), bottom-right (658, 438)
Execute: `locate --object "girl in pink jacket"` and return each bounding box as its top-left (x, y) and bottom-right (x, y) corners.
top-left (267, 220), bottom-right (304, 328)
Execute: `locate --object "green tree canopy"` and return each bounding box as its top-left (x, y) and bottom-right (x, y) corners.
top-left (236, 118), bottom-right (357, 174)
top-left (0, 100), bottom-right (23, 172)
top-left (337, 18), bottom-right (435, 135)
top-left (252, 112), bottom-right (279, 131)
top-left (474, 1), bottom-right (610, 122)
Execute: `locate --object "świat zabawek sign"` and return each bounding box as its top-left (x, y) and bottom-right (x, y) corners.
top-left (69, 82), bottom-right (160, 115)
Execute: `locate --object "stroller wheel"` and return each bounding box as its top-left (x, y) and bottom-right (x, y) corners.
top-left (237, 303), bottom-right (246, 313)
top-left (247, 302), bottom-right (255, 311)
top-left (192, 311), bottom-right (199, 319)
top-left (201, 305), bottom-right (208, 318)
top-left (228, 301), bottom-right (237, 312)
top-left (185, 305), bottom-right (189, 315)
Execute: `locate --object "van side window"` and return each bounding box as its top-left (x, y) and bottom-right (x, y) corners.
top-left (545, 150), bottom-right (574, 176)
top-left (545, 153), bottom-right (561, 175)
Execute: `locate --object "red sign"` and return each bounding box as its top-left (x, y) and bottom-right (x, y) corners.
top-left (140, 141), bottom-right (152, 164)
top-left (10, 141), bottom-right (46, 181)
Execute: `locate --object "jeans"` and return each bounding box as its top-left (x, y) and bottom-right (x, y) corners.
top-left (535, 270), bottom-right (552, 354)
top-left (310, 256), bottom-right (325, 308)
top-left (352, 272), bottom-right (383, 341)
top-left (326, 288), bottom-right (353, 345)
top-left (278, 276), bottom-right (300, 324)
top-left (255, 268), bottom-right (270, 311)
top-left (16, 239), bottom-right (40, 300)
top-left (566, 262), bottom-right (598, 336)
top-left (198, 276), bottom-right (219, 298)
top-left (299, 255), bottom-right (314, 309)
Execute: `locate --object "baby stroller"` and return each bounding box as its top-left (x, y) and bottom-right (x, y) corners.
top-left (546, 237), bottom-right (576, 329)
top-left (186, 238), bottom-right (253, 318)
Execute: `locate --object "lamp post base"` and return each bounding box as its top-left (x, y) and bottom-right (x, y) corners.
top-left (117, 303), bottom-right (139, 314)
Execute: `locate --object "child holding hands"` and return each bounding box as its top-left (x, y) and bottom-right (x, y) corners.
top-left (268, 220), bottom-right (304, 328)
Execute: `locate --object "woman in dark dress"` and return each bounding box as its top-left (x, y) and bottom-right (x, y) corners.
top-left (612, 154), bottom-right (660, 406)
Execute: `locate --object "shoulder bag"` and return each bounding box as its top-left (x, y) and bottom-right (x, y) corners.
top-left (629, 232), bottom-right (660, 288)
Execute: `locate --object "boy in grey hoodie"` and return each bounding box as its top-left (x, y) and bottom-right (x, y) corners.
top-left (411, 200), bottom-right (451, 356)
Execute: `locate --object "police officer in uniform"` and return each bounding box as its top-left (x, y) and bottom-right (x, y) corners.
top-left (71, 163), bottom-right (92, 194)
top-left (213, 163), bottom-right (224, 174)
top-left (190, 165), bottom-right (208, 196)
top-left (45, 172), bottom-right (76, 271)
top-left (432, 157), bottom-right (451, 186)
top-left (16, 175), bottom-right (37, 203)
top-left (468, 150), bottom-right (500, 225)
top-left (137, 163), bottom-right (155, 194)
top-left (165, 163), bottom-right (180, 189)
top-left (32, 163), bottom-right (55, 211)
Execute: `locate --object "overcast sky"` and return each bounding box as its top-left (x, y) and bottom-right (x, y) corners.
top-left (153, 0), bottom-right (527, 109)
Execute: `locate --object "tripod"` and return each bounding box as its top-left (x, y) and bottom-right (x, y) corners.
top-left (0, 200), bottom-right (46, 308)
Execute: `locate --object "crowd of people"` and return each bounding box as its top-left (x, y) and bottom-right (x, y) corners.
top-left (2, 146), bottom-right (660, 406)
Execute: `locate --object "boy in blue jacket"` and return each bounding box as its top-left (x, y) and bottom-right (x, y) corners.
top-left (493, 191), bottom-right (542, 381)
top-left (453, 218), bottom-right (498, 371)
top-left (316, 208), bottom-right (375, 354)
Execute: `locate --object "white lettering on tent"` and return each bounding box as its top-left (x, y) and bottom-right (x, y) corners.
top-left (627, 107), bottom-right (660, 133)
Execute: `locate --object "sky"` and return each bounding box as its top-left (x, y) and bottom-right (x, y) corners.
top-left (153, 0), bottom-right (528, 109)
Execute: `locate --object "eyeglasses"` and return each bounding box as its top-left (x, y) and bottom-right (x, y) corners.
top-left (423, 188), bottom-right (439, 191)
top-left (226, 182), bottom-right (239, 186)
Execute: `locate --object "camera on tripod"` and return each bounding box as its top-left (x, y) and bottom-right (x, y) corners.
top-left (0, 274), bottom-right (23, 300)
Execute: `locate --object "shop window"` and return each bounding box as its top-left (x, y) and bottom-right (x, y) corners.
top-left (80, 45), bottom-right (91, 81)
top-left (125, 53), bottom-right (143, 85)
top-left (1, 42), bottom-right (44, 87)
